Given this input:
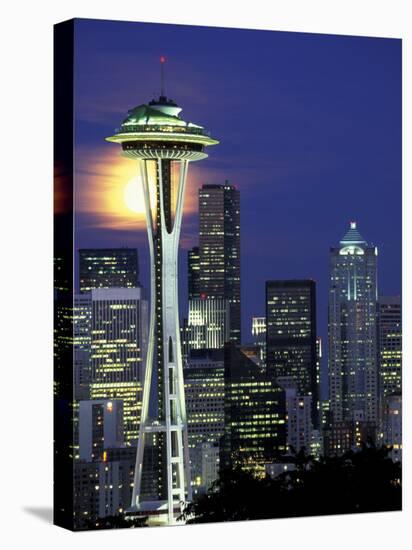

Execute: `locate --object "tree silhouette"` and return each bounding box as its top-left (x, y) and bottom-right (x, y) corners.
top-left (180, 444), bottom-right (401, 524)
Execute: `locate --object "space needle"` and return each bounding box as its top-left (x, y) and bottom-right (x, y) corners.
top-left (106, 57), bottom-right (218, 525)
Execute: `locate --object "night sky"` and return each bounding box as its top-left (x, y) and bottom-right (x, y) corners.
top-left (74, 19), bottom-right (402, 398)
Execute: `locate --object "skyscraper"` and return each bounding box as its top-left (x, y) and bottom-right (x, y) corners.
top-left (378, 296), bottom-right (402, 399)
top-left (198, 183), bottom-right (241, 344)
top-left (183, 349), bottom-right (225, 490)
top-left (266, 280), bottom-right (318, 427)
top-left (328, 222), bottom-right (378, 450)
top-left (221, 344), bottom-right (286, 476)
top-left (79, 248), bottom-right (139, 293)
top-left (89, 287), bottom-right (148, 446)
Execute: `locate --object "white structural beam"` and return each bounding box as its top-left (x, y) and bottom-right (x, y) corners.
top-left (131, 158), bottom-right (192, 524)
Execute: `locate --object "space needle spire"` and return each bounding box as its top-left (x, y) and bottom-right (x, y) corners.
top-left (106, 61), bottom-right (218, 525)
top-left (160, 55), bottom-right (166, 97)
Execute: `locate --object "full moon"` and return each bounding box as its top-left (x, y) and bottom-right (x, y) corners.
top-left (123, 175), bottom-right (146, 214)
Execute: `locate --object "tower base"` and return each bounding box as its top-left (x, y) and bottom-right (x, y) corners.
top-left (125, 501), bottom-right (187, 527)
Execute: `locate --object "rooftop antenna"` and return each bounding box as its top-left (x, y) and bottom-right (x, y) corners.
top-left (160, 55), bottom-right (166, 97)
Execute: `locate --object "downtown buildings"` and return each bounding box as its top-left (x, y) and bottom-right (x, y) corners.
top-left (76, 250), bottom-right (148, 446)
top-left (184, 182), bottom-right (247, 485)
top-left (57, 221), bottom-right (402, 528)
top-left (184, 183), bottom-right (290, 479)
top-left (74, 403), bottom-right (137, 528)
top-left (72, 248), bottom-right (148, 526)
top-left (89, 287), bottom-right (148, 446)
top-left (57, 213), bottom-right (402, 527)
top-left (73, 221), bottom-right (401, 527)
top-left (79, 248), bottom-right (140, 292)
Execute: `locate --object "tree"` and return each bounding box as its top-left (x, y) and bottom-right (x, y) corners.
top-left (180, 445), bottom-right (401, 524)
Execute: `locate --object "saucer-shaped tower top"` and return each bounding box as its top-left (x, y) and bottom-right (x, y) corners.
top-left (106, 94), bottom-right (219, 161)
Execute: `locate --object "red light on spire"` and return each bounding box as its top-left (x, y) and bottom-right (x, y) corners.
top-left (160, 56), bottom-right (166, 96)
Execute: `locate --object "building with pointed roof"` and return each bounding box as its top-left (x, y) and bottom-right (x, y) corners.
top-left (328, 221), bottom-right (378, 454)
top-left (340, 220), bottom-right (368, 247)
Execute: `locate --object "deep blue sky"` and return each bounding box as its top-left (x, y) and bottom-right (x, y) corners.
top-left (74, 19), bottom-right (402, 398)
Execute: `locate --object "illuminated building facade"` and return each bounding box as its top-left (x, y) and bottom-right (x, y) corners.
top-left (107, 83), bottom-right (218, 523)
top-left (54, 293), bottom-right (77, 476)
top-left (79, 399), bottom-right (124, 462)
top-left (316, 337), bottom-right (322, 404)
top-left (325, 419), bottom-right (376, 456)
top-left (198, 183), bottom-right (241, 344)
top-left (320, 400), bottom-right (331, 430)
top-left (89, 287), bottom-right (148, 447)
top-left (221, 344), bottom-right (286, 476)
top-left (54, 255), bottom-right (71, 293)
top-left (188, 246), bottom-right (200, 299)
top-left (378, 297), bottom-right (402, 462)
top-left (252, 316), bottom-right (266, 368)
top-left (266, 280), bottom-right (318, 427)
top-left (310, 429), bottom-right (323, 458)
top-left (378, 296), bottom-right (402, 399)
top-left (74, 294), bottom-right (92, 401)
top-left (277, 376), bottom-right (312, 454)
top-left (200, 443), bottom-right (220, 491)
top-left (183, 349), bottom-right (225, 490)
top-left (186, 297), bottom-right (230, 351)
top-left (325, 422), bottom-right (353, 455)
top-left (54, 297), bottom-right (74, 399)
top-left (74, 447), bottom-right (136, 528)
top-left (382, 394), bottom-right (402, 462)
top-left (79, 248), bottom-right (139, 293)
top-left (328, 222), bottom-right (378, 448)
